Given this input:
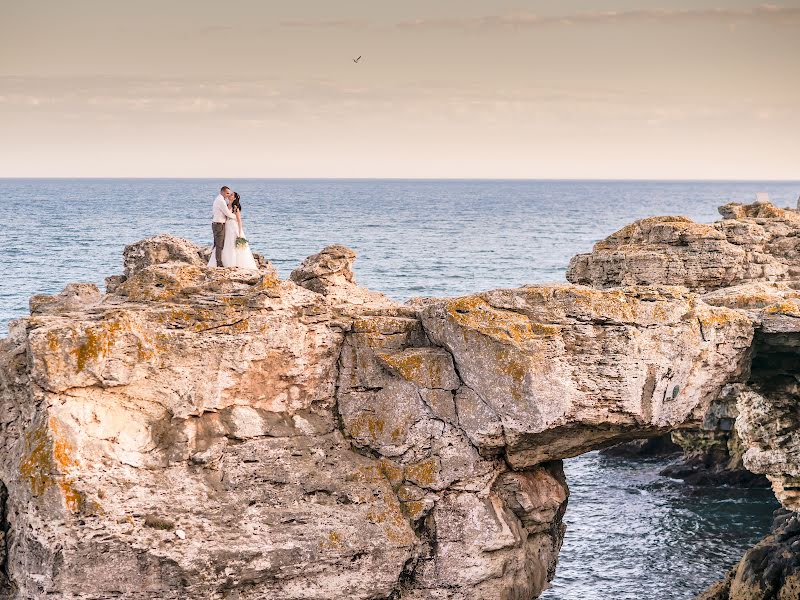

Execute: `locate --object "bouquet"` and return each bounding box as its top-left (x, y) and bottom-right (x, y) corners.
top-left (235, 236), bottom-right (249, 248)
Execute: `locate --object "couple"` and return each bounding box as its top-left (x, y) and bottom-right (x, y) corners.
top-left (209, 185), bottom-right (258, 270)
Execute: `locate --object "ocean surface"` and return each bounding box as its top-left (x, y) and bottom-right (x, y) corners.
top-left (1, 178), bottom-right (796, 598)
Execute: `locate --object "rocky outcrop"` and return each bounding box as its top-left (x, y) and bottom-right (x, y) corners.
top-left (0, 480), bottom-right (8, 595)
top-left (569, 204), bottom-right (800, 489)
top-left (567, 202), bottom-right (800, 292)
top-left (418, 285), bottom-right (751, 466)
top-left (0, 223), bottom-right (767, 600)
top-left (568, 201), bottom-right (800, 597)
top-left (660, 384), bottom-right (769, 487)
top-left (697, 509), bottom-right (800, 600)
top-left (122, 234), bottom-right (209, 278)
top-left (2, 200), bottom-right (800, 599)
top-left (290, 244), bottom-right (389, 307)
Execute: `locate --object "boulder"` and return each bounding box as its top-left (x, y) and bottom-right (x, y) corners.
top-left (29, 283), bottom-right (102, 316)
top-left (290, 244), bottom-right (391, 307)
top-left (122, 234), bottom-right (208, 277)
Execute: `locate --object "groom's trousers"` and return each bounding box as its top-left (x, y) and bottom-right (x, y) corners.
top-left (212, 222), bottom-right (226, 267)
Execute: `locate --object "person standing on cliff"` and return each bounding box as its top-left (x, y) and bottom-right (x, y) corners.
top-left (211, 186), bottom-right (236, 268)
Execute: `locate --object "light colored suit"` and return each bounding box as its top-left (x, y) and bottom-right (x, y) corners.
top-left (211, 193), bottom-right (235, 267)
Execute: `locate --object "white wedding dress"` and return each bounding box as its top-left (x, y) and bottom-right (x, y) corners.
top-left (234, 222), bottom-right (259, 270)
top-left (208, 216), bottom-right (258, 270)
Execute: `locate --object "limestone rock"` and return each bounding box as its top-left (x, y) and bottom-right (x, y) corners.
top-left (29, 283), bottom-right (102, 316)
top-left (568, 206), bottom-right (800, 492)
top-left (290, 245), bottom-right (390, 307)
top-left (4, 200), bottom-right (800, 599)
top-left (567, 202), bottom-right (800, 292)
top-left (122, 234), bottom-right (278, 281)
top-left (737, 385), bottom-right (800, 511)
top-left (697, 509), bottom-right (800, 600)
top-left (694, 287), bottom-right (800, 509)
top-left (660, 384), bottom-right (769, 487)
top-left (419, 284), bottom-right (753, 466)
top-left (123, 234), bottom-right (208, 277)
top-left (290, 244), bottom-right (356, 293)
top-left (0, 242), bottom-right (575, 600)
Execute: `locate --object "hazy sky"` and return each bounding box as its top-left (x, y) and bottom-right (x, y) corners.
top-left (1, 1), bottom-right (799, 178)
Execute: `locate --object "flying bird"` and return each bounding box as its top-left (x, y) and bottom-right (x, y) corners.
top-left (353, 56), bottom-right (362, 63)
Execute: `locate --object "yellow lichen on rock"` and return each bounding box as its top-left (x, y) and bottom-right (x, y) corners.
top-left (445, 296), bottom-right (540, 347)
top-left (377, 459), bottom-right (404, 489)
top-left (404, 458), bottom-right (439, 488)
top-left (73, 320), bottom-right (122, 372)
top-left (19, 419), bottom-right (83, 512)
top-left (347, 413), bottom-right (386, 440)
top-left (764, 300), bottom-right (800, 317)
top-left (696, 306), bottom-right (753, 330)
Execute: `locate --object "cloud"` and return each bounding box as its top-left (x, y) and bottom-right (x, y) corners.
top-left (280, 18), bottom-right (371, 30)
top-left (1, 75), bottom-right (796, 132)
top-left (396, 5), bottom-right (800, 29)
top-left (279, 4), bottom-right (800, 31)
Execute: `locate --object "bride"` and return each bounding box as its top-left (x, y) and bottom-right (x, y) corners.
top-left (207, 191), bottom-right (259, 270)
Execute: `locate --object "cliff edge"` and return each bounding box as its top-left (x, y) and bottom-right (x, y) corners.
top-left (1, 202), bottom-right (799, 599)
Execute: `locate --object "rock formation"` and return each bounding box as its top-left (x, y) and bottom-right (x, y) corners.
top-left (1, 201), bottom-right (799, 599)
top-left (567, 202), bottom-right (800, 292)
top-left (599, 432), bottom-right (681, 458)
top-left (697, 509), bottom-right (800, 600)
top-left (660, 384), bottom-right (769, 488)
top-left (569, 201), bottom-right (800, 597)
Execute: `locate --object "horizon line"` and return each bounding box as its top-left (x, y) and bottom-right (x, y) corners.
top-left (1, 176), bottom-right (799, 183)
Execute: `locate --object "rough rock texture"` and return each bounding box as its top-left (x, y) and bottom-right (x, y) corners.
top-left (599, 433), bottom-right (681, 458)
top-left (566, 201), bottom-right (800, 597)
top-left (123, 234), bottom-right (209, 278)
top-left (418, 285), bottom-right (751, 467)
top-left (0, 237), bottom-right (570, 599)
top-left (660, 384), bottom-right (769, 487)
top-left (567, 202), bottom-right (800, 292)
top-left (3, 201), bottom-right (800, 599)
top-left (697, 509), bottom-right (800, 600)
top-left (0, 223), bottom-right (766, 600)
top-left (569, 204), bottom-right (800, 488)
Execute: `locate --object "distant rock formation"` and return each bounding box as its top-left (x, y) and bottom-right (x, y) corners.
top-left (567, 202), bottom-right (800, 292)
top-left (600, 433), bottom-right (681, 458)
top-left (1, 201), bottom-right (799, 598)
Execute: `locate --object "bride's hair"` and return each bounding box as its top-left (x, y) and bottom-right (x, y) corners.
top-left (231, 192), bottom-right (241, 213)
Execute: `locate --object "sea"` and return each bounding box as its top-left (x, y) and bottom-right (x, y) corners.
top-left (1, 178), bottom-right (797, 599)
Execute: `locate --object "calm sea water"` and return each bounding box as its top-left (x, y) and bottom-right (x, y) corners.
top-left (541, 452), bottom-right (777, 600)
top-left (1, 179), bottom-right (795, 598)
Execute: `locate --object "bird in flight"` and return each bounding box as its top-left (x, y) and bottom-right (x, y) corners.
top-left (353, 56), bottom-right (362, 63)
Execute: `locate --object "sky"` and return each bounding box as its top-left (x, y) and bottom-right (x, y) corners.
top-left (1, 1), bottom-right (799, 179)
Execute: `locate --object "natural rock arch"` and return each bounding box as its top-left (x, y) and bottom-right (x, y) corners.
top-left (0, 202), bottom-right (798, 599)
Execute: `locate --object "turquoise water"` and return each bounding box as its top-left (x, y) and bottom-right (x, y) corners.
top-left (0, 178), bottom-right (794, 597)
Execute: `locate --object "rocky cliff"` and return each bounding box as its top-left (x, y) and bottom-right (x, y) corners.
top-left (0, 202), bottom-right (799, 599)
top-left (569, 201), bottom-right (800, 598)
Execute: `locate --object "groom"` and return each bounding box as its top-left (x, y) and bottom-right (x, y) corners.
top-left (211, 186), bottom-right (236, 268)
